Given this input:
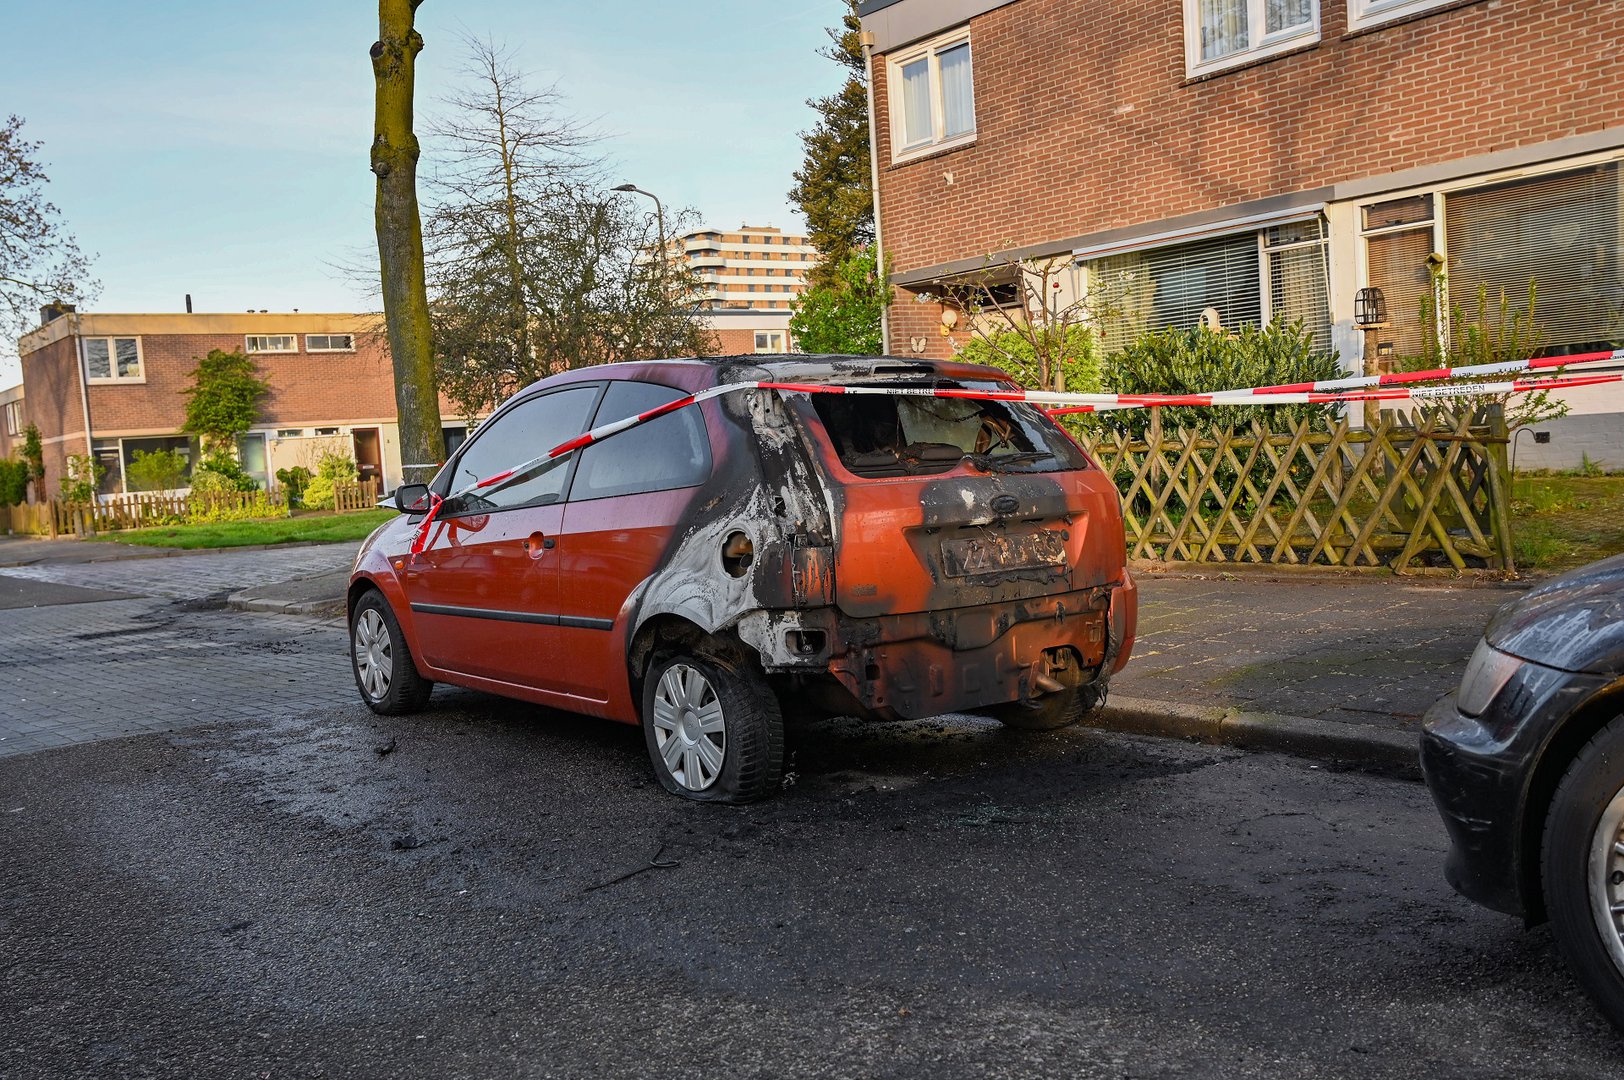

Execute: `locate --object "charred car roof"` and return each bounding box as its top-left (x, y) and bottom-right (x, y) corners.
top-left (515, 355), bottom-right (1016, 397)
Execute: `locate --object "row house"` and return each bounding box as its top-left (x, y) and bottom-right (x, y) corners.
top-left (859, 0), bottom-right (1624, 467)
top-left (13, 309), bottom-right (457, 498)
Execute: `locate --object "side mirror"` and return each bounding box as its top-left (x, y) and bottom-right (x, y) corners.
top-left (392, 483), bottom-right (432, 514)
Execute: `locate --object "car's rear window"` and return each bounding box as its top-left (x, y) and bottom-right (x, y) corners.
top-left (805, 381), bottom-right (1089, 478)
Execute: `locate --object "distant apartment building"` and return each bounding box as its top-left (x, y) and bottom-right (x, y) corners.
top-left (859, 0), bottom-right (1624, 467)
top-left (675, 225), bottom-right (819, 354)
top-left (13, 309), bottom-right (455, 498)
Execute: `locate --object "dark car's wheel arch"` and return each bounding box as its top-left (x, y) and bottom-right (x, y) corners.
top-left (1519, 682), bottom-right (1624, 923)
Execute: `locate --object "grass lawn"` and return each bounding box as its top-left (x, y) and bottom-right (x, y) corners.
top-left (87, 509), bottom-right (396, 550)
top-left (1511, 473), bottom-right (1624, 573)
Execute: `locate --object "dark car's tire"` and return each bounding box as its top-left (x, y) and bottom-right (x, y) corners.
top-left (985, 682), bottom-right (1104, 731)
top-left (1541, 714), bottom-right (1624, 1033)
top-left (350, 590), bottom-right (433, 716)
top-left (642, 651), bottom-right (783, 803)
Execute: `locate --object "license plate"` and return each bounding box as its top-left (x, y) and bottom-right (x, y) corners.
top-left (941, 531), bottom-right (1067, 577)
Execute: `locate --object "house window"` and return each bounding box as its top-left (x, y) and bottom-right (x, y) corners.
top-left (889, 28), bottom-right (975, 161)
top-left (314, 427), bottom-right (340, 436)
top-left (1362, 194), bottom-right (1438, 358)
top-left (1444, 164), bottom-right (1624, 355)
top-left (245, 334), bottom-right (297, 353)
top-left (1083, 219), bottom-right (1331, 354)
top-left (276, 428), bottom-right (305, 438)
top-left (2, 400), bottom-right (20, 436)
top-left (305, 333), bottom-right (355, 352)
top-left (1185, 0), bottom-right (1319, 77)
top-left (754, 331), bottom-right (787, 354)
top-left (84, 337), bottom-right (144, 382)
top-left (1347, 0), bottom-right (1457, 32)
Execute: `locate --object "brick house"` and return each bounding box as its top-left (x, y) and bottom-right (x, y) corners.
top-left (12, 309), bottom-right (462, 498)
top-left (858, 0), bottom-right (1624, 467)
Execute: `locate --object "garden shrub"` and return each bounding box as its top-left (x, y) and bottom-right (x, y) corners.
top-left (1102, 321), bottom-right (1340, 440)
top-left (61, 454), bottom-right (103, 503)
top-left (125, 448), bottom-right (189, 493)
top-left (0, 458), bottom-right (27, 507)
top-left (186, 489), bottom-right (282, 524)
top-left (302, 452), bottom-right (359, 511)
top-left (275, 465), bottom-right (313, 508)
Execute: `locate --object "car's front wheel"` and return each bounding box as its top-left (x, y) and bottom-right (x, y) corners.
top-left (350, 590), bottom-right (433, 716)
top-left (1542, 713), bottom-right (1624, 1033)
top-left (642, 651), bottom-right (783, 803)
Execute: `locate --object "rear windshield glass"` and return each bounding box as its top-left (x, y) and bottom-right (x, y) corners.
top-left (805, 381), bottom-right (1088, 478)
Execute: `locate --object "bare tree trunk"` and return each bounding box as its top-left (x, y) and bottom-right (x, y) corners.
top-left (372, 0), bottom-right (444, 482)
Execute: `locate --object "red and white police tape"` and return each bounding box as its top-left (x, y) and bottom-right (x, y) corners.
top-left (406, 347), bottom-right (1624, 554)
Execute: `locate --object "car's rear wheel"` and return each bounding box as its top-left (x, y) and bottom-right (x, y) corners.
top-left (642, 651), bottom-right (783, 803)
top-left (350, 590), bottom-right (433, 716)
top-left (1541, 713), bottom-right (1624, 1033)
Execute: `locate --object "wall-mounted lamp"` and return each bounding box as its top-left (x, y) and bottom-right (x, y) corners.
top-left (1355, 287), bottom-right (1389, 328)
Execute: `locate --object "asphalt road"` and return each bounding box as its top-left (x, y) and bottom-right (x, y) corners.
top-left (4, 661), bottom-right (1621, 1078)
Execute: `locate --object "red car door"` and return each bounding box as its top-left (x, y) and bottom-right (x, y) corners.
top-left (550, 380), bottom-right (714, 702)
top-left (404, 384), bottom-right (602, 688)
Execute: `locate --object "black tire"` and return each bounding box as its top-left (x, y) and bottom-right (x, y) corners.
top-left (642, 650), bottom-right (784, 803)
top-left (985, 682), bottom-right (1104, 731)
top-left (350, 590), bottom-right (433, 716)
top-left (1541, 714), bottom-right (1624, 1033)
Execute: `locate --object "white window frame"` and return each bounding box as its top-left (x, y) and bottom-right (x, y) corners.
top-left (754, 331), bottom-right (787, 354)
top-left (304, 333), bottom-right (356, 353)
top-left (83, 336), bottom-right (145, 384)
top-left (3, 400), bottom-right (20, 436)
top-left (1347, 0), bottom-right (1456, 32)
top-left (1184, 1), bottom-right (1320, 79)
top-left (887, 28), bottom-right (976, 163)
top-left (245, 334), bottom-right (298, 354)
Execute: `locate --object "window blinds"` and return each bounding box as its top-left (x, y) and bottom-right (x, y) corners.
top-left (1265, 219), bottom-right (1332, 350)
top-left (1446, 164), bottom-right (1624, 353)
top-left (1088, 233), bottom-right (1263, 353)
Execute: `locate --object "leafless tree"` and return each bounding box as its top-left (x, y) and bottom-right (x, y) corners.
top-left (422, 37), bottom-right (714, 419)
top-left (931, 253), bottom-right (1101, 394)
top-left (0, 115), bottom-right (97, 341)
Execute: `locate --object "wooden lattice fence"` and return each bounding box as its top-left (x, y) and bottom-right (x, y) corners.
top-left (1076, 405), bottom-right (1515, 572)
top-left (334, 477), bottom-right (382, 513)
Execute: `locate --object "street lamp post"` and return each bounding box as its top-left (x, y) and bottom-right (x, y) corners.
top-left (613, 183), bottom-right (668, 301)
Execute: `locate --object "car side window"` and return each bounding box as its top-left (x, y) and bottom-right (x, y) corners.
top-left (441, 385), bottom-right (601, 515)
top-left (569, 381), bottom-right (712, 502)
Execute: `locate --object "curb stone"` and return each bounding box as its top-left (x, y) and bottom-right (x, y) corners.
top-left (1088, 694), bottom-right (1423, 778)
top-left (0, 538), bottom-right (354, 569)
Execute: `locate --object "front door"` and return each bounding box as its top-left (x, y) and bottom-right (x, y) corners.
top-left (400, 384), bottom-right (602, 689)
top-left (352, 427), bottom-right (382, 489)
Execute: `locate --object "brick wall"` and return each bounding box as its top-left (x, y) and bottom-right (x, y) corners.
top-left (87, 333), bottom-right (398, 434)
top-left (874, 0), bottom-right (1624, 285)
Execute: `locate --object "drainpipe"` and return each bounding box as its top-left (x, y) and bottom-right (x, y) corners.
top-left (861, 30), bottom-right (891, 356)
top-left (71, 311), bottom-right (93, 477)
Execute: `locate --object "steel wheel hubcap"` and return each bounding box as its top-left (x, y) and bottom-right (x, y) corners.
top-left (354, 609), bottom-right (393, 702)
top-left (651, 663), bottom-right (725, 792)
top-left (1589, 782), bottom-right (1624, 975)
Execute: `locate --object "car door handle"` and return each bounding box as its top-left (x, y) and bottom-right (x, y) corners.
top-left (523, 532), bottom-right (554, 559)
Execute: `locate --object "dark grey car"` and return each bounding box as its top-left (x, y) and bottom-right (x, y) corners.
top-left (1422, 553), bottom-right (1624, 1030)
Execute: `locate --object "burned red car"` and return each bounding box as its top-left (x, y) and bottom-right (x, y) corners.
top-left (347, 356), bottom-right (1137, 802)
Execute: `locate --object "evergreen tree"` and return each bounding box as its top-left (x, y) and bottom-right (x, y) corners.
top-left (788, 1), bottom-right (873, 288)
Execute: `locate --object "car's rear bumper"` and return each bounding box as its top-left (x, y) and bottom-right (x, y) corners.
top-left (737, 580), bottom-right (1132, 720)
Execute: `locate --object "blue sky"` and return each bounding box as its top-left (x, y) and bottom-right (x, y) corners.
top-left (0, 1), bottom-right (838, 385)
